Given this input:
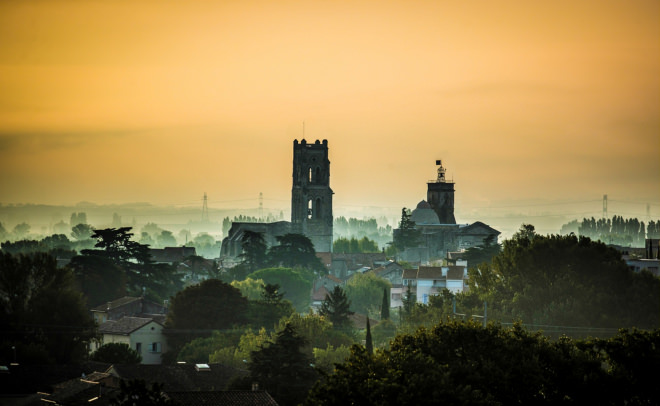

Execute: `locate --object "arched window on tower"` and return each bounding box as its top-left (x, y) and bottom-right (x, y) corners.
top-left (314, 198), bottom-right (322, 219)
top-left (308, 168), bottom-right (313, 184)
top-left (307, 199), bottom-right (313, 219)
top-left (315, 167), bottom-right (321, 184)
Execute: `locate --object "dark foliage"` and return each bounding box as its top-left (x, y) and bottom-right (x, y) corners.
top-left (0, 252), bottom-right (96, 364)
top-left (319, 286), bottom-right (354, 330)
top-left (111, 379), bottom-right (178, 406)
top-left (164, 279), bottom-right (248, 362)
top-left (305, 320), bottom-right (654, 405)
top-left (232, 323), bottom-right (318, 406)
top-left (90, 342), bottom-right (142, 364)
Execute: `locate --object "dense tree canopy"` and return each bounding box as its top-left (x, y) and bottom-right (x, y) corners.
top-left (232, 323), bottom-right (319, 406)
top-left (392, 208), bottom-right (421, 252)
top-left (267, 233), bottom-right (326, 273)
top-left (459, 234), bottom-right (501, 269)
top-left (68, 255), bottom-right (127, 307)
top-left (319, 286), bottom-right (354, 331)
top-left (238, 230), bottom-right (268, 272)
top-left (77, 227), bottom-right (182, 303)
top-left (468, 226), bottom-right (660, 331)
top-left (90, 342), bottom-right (142, 364)
top-left (344, 272), bottom-right (392, 316)
top-left (246, 267), bottom-right (314, 312)
top-left (111, 380), bottom-right (177, 406)
top-left (332, 236), bottom-right (379, 253)
top-left (71, 223), bottom-right (94, 241)
top-left (164, 279), bottom-right (248, 362)
top-left (0, 252), bottom-right (96, 364)
top-left (305, 320), bottom-right (657, 406)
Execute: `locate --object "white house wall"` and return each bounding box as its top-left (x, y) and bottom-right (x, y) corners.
top-left (129, 321), bottom-right (167, 365)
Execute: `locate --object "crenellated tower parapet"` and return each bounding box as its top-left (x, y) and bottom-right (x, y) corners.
top-left (291, 139), bottom-right (333, 252)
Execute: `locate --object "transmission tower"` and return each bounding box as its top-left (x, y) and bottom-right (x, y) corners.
top-left (602, 194), bottom-right (608, 219)
top-left (259, 192), bottom-right (263, 220)
top-left (202, 192), bottom-right (209, 223)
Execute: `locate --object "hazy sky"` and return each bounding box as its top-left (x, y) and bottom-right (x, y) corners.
top-left (1, 0), bottom-right (658, 224)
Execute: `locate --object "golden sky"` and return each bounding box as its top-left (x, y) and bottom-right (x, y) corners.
top-left (1, 0), bottom-right (658, 222)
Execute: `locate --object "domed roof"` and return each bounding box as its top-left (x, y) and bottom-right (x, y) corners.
top-left (411, 201), bottom-right (440, 225)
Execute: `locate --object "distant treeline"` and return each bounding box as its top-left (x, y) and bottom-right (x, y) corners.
top-left (560, 216), bottom-right (659, 246)
top-left (222, 214), bottom-right (394, 250)
top-left (222, 213), bottom-right (285, 235)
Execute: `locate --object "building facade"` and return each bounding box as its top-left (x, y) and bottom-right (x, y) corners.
top-left (291, 139), bottom-right (334, 253)
top-left (394, 160), bottom-right (500, 263)
top-left (221, 139), bottom-right (334, 258)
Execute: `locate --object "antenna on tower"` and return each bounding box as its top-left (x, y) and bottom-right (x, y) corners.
top-left (202, 192), bottom-right (209, 223)
top-left (602, 194), bottom-right (608, 219)
top-left (259, 192), bottom-right (263, 220)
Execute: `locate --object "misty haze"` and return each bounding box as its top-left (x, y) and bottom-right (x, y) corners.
top-left (1, 1), bottom-right (658, 405)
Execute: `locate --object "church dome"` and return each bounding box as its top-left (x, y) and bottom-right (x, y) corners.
top-left (411, 200), bottom-right (440, 225)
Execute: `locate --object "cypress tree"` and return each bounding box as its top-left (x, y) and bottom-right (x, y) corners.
top-left (381, 288), bottom-right (390, 320)
top-left (365, 318), bottom-right (373, 355)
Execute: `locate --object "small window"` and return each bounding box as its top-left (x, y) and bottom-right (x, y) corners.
top-left (136, 343), bottom-right (142, 353)
top-left (150, 342), bottom-right (161, 353)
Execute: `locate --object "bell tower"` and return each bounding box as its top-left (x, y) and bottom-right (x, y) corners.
top-left (427, 160), bottom-right (456, 224)
top-left (291, 139), bottom-right (333, 252)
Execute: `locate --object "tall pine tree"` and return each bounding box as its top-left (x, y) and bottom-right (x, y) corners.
top-left (381, 288), bottom-right (390, 320)
top-left (365, 318), bottom-right (373, 355)
top-left (319, 286), bottom-right (354, 330)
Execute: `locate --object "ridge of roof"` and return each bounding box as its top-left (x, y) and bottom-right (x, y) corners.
top-left (91, 296), bottom-right (141, 312)
top-left (99, 316), bottom-right (161, 335)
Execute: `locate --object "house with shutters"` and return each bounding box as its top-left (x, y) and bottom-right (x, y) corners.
top-left (96, 316), bottom-right (167, 365)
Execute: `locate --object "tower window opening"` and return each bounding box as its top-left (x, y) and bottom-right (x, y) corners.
top-left (308, 168), bottom-right (312, 183)
top-left (315, 167), bottom-right (321, 184)
top-left (315, 198), bottom-right (322, 219)
top-left (307, 199), bottom-right (313, 219)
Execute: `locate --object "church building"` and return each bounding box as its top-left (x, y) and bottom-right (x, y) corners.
top-left (393, 160), bottom-right (500, 263)
top-left (220, 139), bottom-right (334, 259)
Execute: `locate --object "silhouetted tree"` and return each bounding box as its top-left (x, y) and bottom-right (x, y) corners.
top-left (0, 252), bottom-right (96, 364)
top-left (90, 343), bottom-right (141, 364)
top-left (393, 208), bottom-right (421, 252)
top-left (239, 230), bottom-right (267, 272)
top-left (319, 286), bottom-right (354, 330)
top-left (305, 321), bottom-right (617, 406)
top-left (247, 267), bottom-right (313, 312)
top-left (68, 255), bottom-right (126, 307)
top-left (365, 318), bottom-right (373, 355)
top-left (164, 279), bottom-right (248, 362)
top-left (267, 233), bottom-right (326, 273)
top-left (111, 380), bottom-right (177, 406)
top-left (381, 288), bottom-right (390, 320)
top-left (238, 323), bottom-right (318, 406)
top-left (71, 223), bottom-right (94, 241)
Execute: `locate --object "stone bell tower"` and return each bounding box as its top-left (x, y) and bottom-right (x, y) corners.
top-left (291, 139), bottom-right (333, 252)
top-left (427, 160), bottom-right (456, 224)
